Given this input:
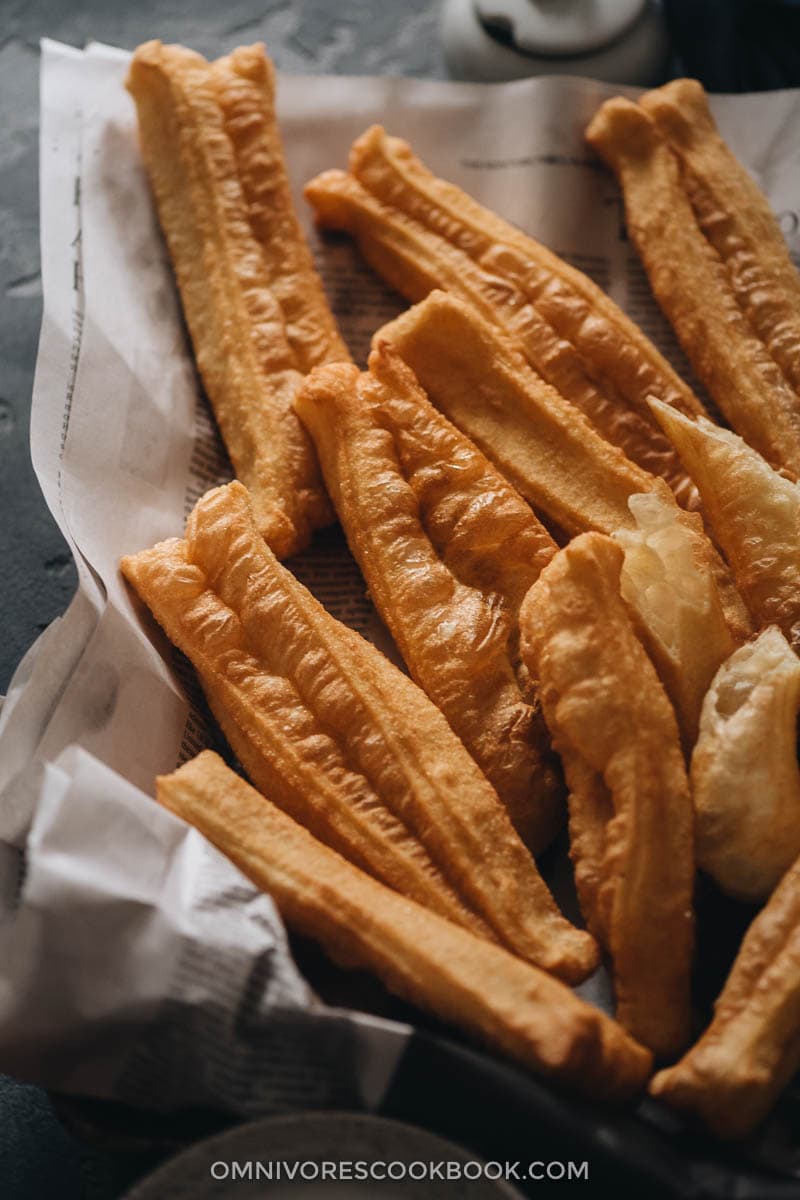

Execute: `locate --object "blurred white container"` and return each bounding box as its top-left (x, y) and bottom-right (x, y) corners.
top-left (442, 0), bottom-right (670, 84)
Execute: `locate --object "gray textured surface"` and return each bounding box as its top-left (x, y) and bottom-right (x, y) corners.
top-left (0, 0), bottom-right (445, 692)
top-left (0, 1076), bottom-right (83, 1198)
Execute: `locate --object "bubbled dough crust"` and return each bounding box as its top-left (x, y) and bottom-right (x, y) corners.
top-left (123, 481), bottom-right (598, 983)
top-left (520, 533), bottom-right (695, 1060)
top-left (296, 342), bottom-right (563, 853)
top-left (158, 750), bottom-right (651, 1103)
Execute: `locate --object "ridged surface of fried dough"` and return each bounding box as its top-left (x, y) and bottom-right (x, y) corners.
top-left (126, 41), bottom-right (331, 557)
top-left (382, 294), bottom-right (748, 646)
top-left (305, 164), bottom-right (695, 504)
top-left (123, 535), bottom-right (482, 937)
top-left (642, 78), bottom-right (800, 396)
top-left (586, 97), bottom-right (800, 475)
top-left (122, 481), bottom-right (598, 982)
top-left (652, 399), bottom-right (800, 650)
top-left (520, 533), bottom-right (694, 1058)
top-left (211, 45), bottom-right (350, 373)
top-left (691, 627), bottom-right (800, 902)
top-left (158, 751), bottom-right (651, 1102)
top-left (650, 852), bottom-right (800, 1137)
top-left (346, 125), bottom-right (705, 441)
top-left (378, 291), bottom-right (670, 537)
top-left (296, 342), bottom-right (563, 853)
top-left (614, 492), bottom-right (738, 750)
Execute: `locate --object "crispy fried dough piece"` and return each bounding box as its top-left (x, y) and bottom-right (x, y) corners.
top-left (378, 291), bottom-right (669, 537)
top-left (642, 79), bottom-right (800, 396)
top-left (345, 125), bottom-right (705, 441)
top-left (520, 533), bottom-right (695, 1058)
top-left (210, 45), bottom-right (349, 373)
top-left (123, 537), bottom-right (483, 937)
top-left (158, 751), bottom-right (651, 1101)
top-left (295, 343), bottom-right (563, 852)
top-left (614, 492), bottom-right (738, 750)
top-left (381, 295), bottom-right (751, 645)
top-left (559, 749), bottom-right (615, 948)
top-left (651, 399), bottom-right (800, 650)
top-left (586, 98), bottom-right (800, 475)
top-left (126, 41), bottom-right (331, 557)
top-left (690, 628), bottom-right (800, 902)
top-left (123, 481), bottom-right (598, 982)
top-left (306, 166), bottom-right (694, 504)
top-left (651, 853), bottom-right (800, 1137)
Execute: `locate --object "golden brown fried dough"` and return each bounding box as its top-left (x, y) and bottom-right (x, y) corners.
top-left (651, 399), bottom-right (800, 650)
top-left (691, 627), bottom-right (800, 902)
top-left (341, 126), bottom-right (706, 487)
top-left (558, 748), bottom-right (615, 949)
top-left (122, 481), bottom-right (598, 982)
top-left (158, 751), bottom-right (651, 1102)
top-left (520, 533), bottom-right (695, 1058)
top-left (642, 78), bottom-right (800, 397)
top-left (124, 535), bottom-right (479, 936)
top-left (378, 291), bottom-right (669, 537)
top-left (306, 163), bottom-right (694, 504)
top-left (211, 45), bottom-right (349, 373)
top-left (127, 41), bottom-right (332, 557)
top-left (586, 97), bottom-right (800, 475)
top-left (651, 852), bottom-right (800, 1137)
top-left (295, 341), bottom-right (563, 852)
top-left (614, 492), bottom-right (738, 750)
top-left (379, 294), bottom-right (750, 646)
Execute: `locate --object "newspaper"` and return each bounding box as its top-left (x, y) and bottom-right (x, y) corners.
top-left (1, 36), bottom-right (800, 1125)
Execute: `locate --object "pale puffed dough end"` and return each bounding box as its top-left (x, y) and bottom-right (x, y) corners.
top-left (691, 626), bottom-right (800, 901)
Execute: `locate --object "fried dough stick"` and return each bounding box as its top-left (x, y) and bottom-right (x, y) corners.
top-left (642, 78), bottom-right (800, 396)
top-left (124, 539), bottom-right (482, 938)
top-left (210, 45), bottom-right (350, 373)
top-left (158, 752), bottom-right (651, 1102)
top-left (614, 493), bottom-right (737, 751)
top-left (378, 291), bottom-right (668, 537)
top-left (691, 627), bottom-right (800, 903)
top-left (127, 41), bottom-right (332, 558)
top-left (520, 533), bottom-right (695, 1059)
top-left (379, 294), bottom-right (751, 646)
top-left (122, 482), bottom-right (598, 982)
top-left (651, 852), bottom-right (800, 1137)
top-left (296, 342), bottom-right (563, 852)
top-left (586, 98), bottom-right (800, 476)
top-left (343, 125), bottom-right (705, 457)
top-left (652, 399), bottom-right (800, 651)
top-left (306, 167), bottom-right (694, 504)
